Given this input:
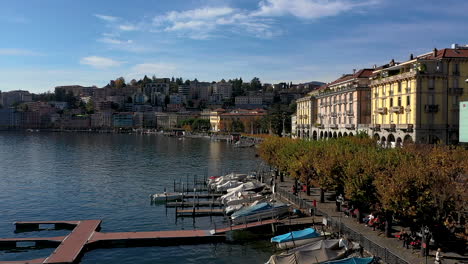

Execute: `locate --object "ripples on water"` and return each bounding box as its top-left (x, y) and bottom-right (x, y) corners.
top-left (0, 132), bottom-right (274, 263)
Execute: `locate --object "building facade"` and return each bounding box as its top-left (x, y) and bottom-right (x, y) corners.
top-left (370, 45), bottom-right (468, 146)
top-left (313, 69), bottom-right (373, 140)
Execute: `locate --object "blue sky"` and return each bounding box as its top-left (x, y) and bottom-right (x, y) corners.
top-left (1, 0), bottom-right (467, 93)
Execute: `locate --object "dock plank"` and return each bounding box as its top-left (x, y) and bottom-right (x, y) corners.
top-left (166, 201), bottom-right (222, 207)
top-left (0, 258), bottom-right (46, 264)
top-left (176, 209), bottom-right (224, 216)
top-left (44, 220), bottom-right (101, 264)
top-left (213, 219), bottom-right (279, 234)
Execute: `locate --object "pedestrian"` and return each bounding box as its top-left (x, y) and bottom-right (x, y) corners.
top-left (292, 185), bottom-right (297, 195)
top-left (435, 248), bottom-right (442, 264)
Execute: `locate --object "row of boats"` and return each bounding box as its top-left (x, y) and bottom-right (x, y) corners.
top-left (150, 172), bottom-right (378, 264)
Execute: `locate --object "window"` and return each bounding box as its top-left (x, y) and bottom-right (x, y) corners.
top-left (429, 78), bottom-right (435, 89)
top-left (428, 94), bottom-right (434, 105)
top-left (374, 100), bottom-right (378, 108)
top-left (398, 82), bottom-right (402, 93)
top-left (398, 97), bottom-right (402, 107)
top-left (407, 80), bottom-right (411, 92)
top-left (390, 98), bottom-right (394, 107)
top-left (454, 63), bottom-right (459, 74)
top-left (453, 78), bottom-right (459, 88)
top-left (407, 96), bottom-right (411, 106)
top-left (390, 112), bottom-right (394, 123)
top-left (349, 93), bottom-right (353, 101)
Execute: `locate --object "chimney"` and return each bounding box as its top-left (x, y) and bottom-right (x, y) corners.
top-left (433, 48), bottom-right (438, 57)
top-left (410, 54), bottom-right (414, 60)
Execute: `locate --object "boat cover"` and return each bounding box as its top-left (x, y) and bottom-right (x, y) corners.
top-left (323, 257), bottom-right (375, 264)
top-left (226, 181), bottom-right (264, 193)
top-left (231, 202), bottom-right (286, 218)
top-left (267, 239), bottom-right (348, 264)
top-left (271, 228), bottom-right (320, 243)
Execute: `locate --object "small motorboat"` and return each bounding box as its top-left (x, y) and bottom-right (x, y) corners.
top-left (150, 192), bottom-right (183, 202)
top-left (271, 228), bottom-right (328, 249)
top-left (231, 202), bottom-right (290, 224)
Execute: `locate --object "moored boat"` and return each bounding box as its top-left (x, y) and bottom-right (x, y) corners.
top-left (271, 228), bottom-right (327, 249)
top-left (150, 192), bottom-right (183, 202)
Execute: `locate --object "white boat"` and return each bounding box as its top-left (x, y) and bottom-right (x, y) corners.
top-left (150, 192), bottom-right (183, 202)
top-left (271, 228), bottom-right (325, 249)
top-left (271, 228), bottom-right (330, 249)
top-left (231, 202), bottom-right (290, 224)
top-left (225, 193), bottom-right (265, 206)
top-left (267, 239), bottom-right (354, 264)
top-left (225, 204), bottom-right (244, 215)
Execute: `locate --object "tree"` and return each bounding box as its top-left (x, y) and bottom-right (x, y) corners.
top-left (130, 79), bottom-right (138, 86)
top-left (115, 77), bottom-right (126, 89)
top-left (185, 80), bottom-right (191, 85)
top-left (85, 99), bottom-right (95, 114)
top-left (251, 77), bottom-right (262, 91)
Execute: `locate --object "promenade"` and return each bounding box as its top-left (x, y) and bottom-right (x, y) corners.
top-left (266, 172), bottom-right (466, 264)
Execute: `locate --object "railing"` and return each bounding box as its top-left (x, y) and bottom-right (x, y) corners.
top-left (329, 124), bottom-right (338, 129)
top-left (345, 124), bottom-right (355, 129)
top-left (346, 110), bottom-right (354, 116)
top-left (374, 107), bottom-right (388, 115)
top-left (424, 104), bottom-right (439, 113)
top-left (390, 106), bottom-right (404, 114)
top-left (330, 112), bottom-right (337, 117)
top-left (262, 173), bottom-right (410, 264)
top-left (448, 88), bottom-right (463, 95)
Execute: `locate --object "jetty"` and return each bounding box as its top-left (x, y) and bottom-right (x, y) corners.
top-left (166, 201), bottom-right (222, 207)
top-left (0, 218), bottom-right (284, 264)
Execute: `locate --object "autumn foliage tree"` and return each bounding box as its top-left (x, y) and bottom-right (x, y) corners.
top-left (258, 136), bottom-right (468, 236)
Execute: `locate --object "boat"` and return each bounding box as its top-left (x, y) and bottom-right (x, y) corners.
top-left (225, 193), bottom-right (264, 206)
top-left (150, 192), bottom-right (183, 202)
top-left (231, 202), bottom-right (290, 224)
top-left (323, 257), bottom-right (377, 264)
top-left (225, 204), bottom-right (244, 215)
top-left (226, 181), bottom-right (264, 193)
top-left (267, 239), bottom-right (354, 264)
top-left (271, 228), bottom-right (327, 249)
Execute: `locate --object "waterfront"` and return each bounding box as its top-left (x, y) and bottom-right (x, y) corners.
top-left (0, 132), bottom-right (274, 263)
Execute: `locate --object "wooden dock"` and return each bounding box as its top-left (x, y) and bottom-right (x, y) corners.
top-left (181, 193), bottom-right (222, 199)
top-left (176, 208), bottom-right (224, 217)
top-left (211, 219), bottom-right (280, 234)
top-left (0, 220), bottom-right (224, 264)
top-left (166, 201), bottom-right (222, 207)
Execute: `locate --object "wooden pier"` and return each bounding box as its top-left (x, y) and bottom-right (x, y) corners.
top-left (176, 208), bottom-right (224, 217)
top-left (166, 201), bottom-right (222, 207)
top-left (0, 220), bottom-right (224, 264)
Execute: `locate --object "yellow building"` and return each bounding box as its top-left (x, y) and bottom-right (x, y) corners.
top-left (295, 89), bottom-right (321, 139)
top-left (370, 45), bottom-right (468, 146)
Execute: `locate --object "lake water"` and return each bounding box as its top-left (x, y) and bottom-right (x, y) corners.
top-left (0, 132), bottom-right (274, 263)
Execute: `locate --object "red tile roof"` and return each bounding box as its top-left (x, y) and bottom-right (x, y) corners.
top-left (420, 48), bottom-right (468, 59)
top-left (326, 68), bottom-right (374, 87)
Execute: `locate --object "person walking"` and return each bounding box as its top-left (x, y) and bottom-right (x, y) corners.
top-left (435, 248), bottom-right (443, 264)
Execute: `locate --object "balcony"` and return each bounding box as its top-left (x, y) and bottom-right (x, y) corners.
top-left (329, 124), bottom-right (338, 129)
top-left (390, 106), bottom-right (404, 114)
top-left (330, 112), bottom-right (337, 117)
top-left (371, 71), bottom-right (417, 85)
top-left (345, 124), bottom-right (355, 129)
top-left (381, 124), bottom-right (396, 131)
top-left (315, 123), bottom-right (324, 129)
top-left (405, 106), bottom-right (412, 113)
top-left (370, 124), bottom-right (381, 131)
top-left (346, 110), bottom-right (354, 116)
top-left (424, 104), bottom-right (439, 113)
top-left (374, 107), bottom-right (388, 115)
top-left (397, 124), bottom-right (413, 131)
top-left (448, 88), bottom-right (463, 95)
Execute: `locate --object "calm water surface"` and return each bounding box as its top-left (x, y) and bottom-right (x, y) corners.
top-left (0, 132), bottom-right (274, 263)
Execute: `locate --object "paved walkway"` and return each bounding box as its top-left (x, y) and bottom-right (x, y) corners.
top-left (271, 174), bottom-right (466, 264)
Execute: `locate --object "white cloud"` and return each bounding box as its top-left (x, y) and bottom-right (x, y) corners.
top-left (0, 48), bottom-right (43, 56)
top-left (254, 0), bottom-right (378, 19)
top-left (94, 14), bottom-right (119, 22)
top-left (119, 24), bottom-right (139, 31)
top-left (98, 37), bottom-right (133, 45)
top-left (80, 56), bottom-right (123, 69)
top-left (153, 6), bottom-right (278, 39)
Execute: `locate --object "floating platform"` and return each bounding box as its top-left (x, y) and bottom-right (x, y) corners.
top-left (176, 208), bottom-right (225, 217)
top-left (166, 201), bottom-right (223, 207)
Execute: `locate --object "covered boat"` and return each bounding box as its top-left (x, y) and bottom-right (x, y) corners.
top-left (150, 192), bottom-right (183, 202)
top-left (216, 180), bottom-right (243, 192)
top-left (267, 239), bottom-right (352, 264)
top-left (226, 181), bottom-right (264, 193)
top-left (271, 228), bottom-right (325, 249)
top-left (231, 202), bottom-right (289, 223)
top-left (323, 257), bottom-right (376, 264)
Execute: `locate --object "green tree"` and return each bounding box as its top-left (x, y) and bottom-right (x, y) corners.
top-left (85, 99), bottom-right (95, 114)
top-left (250, 77), bottom-right (262, 91)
